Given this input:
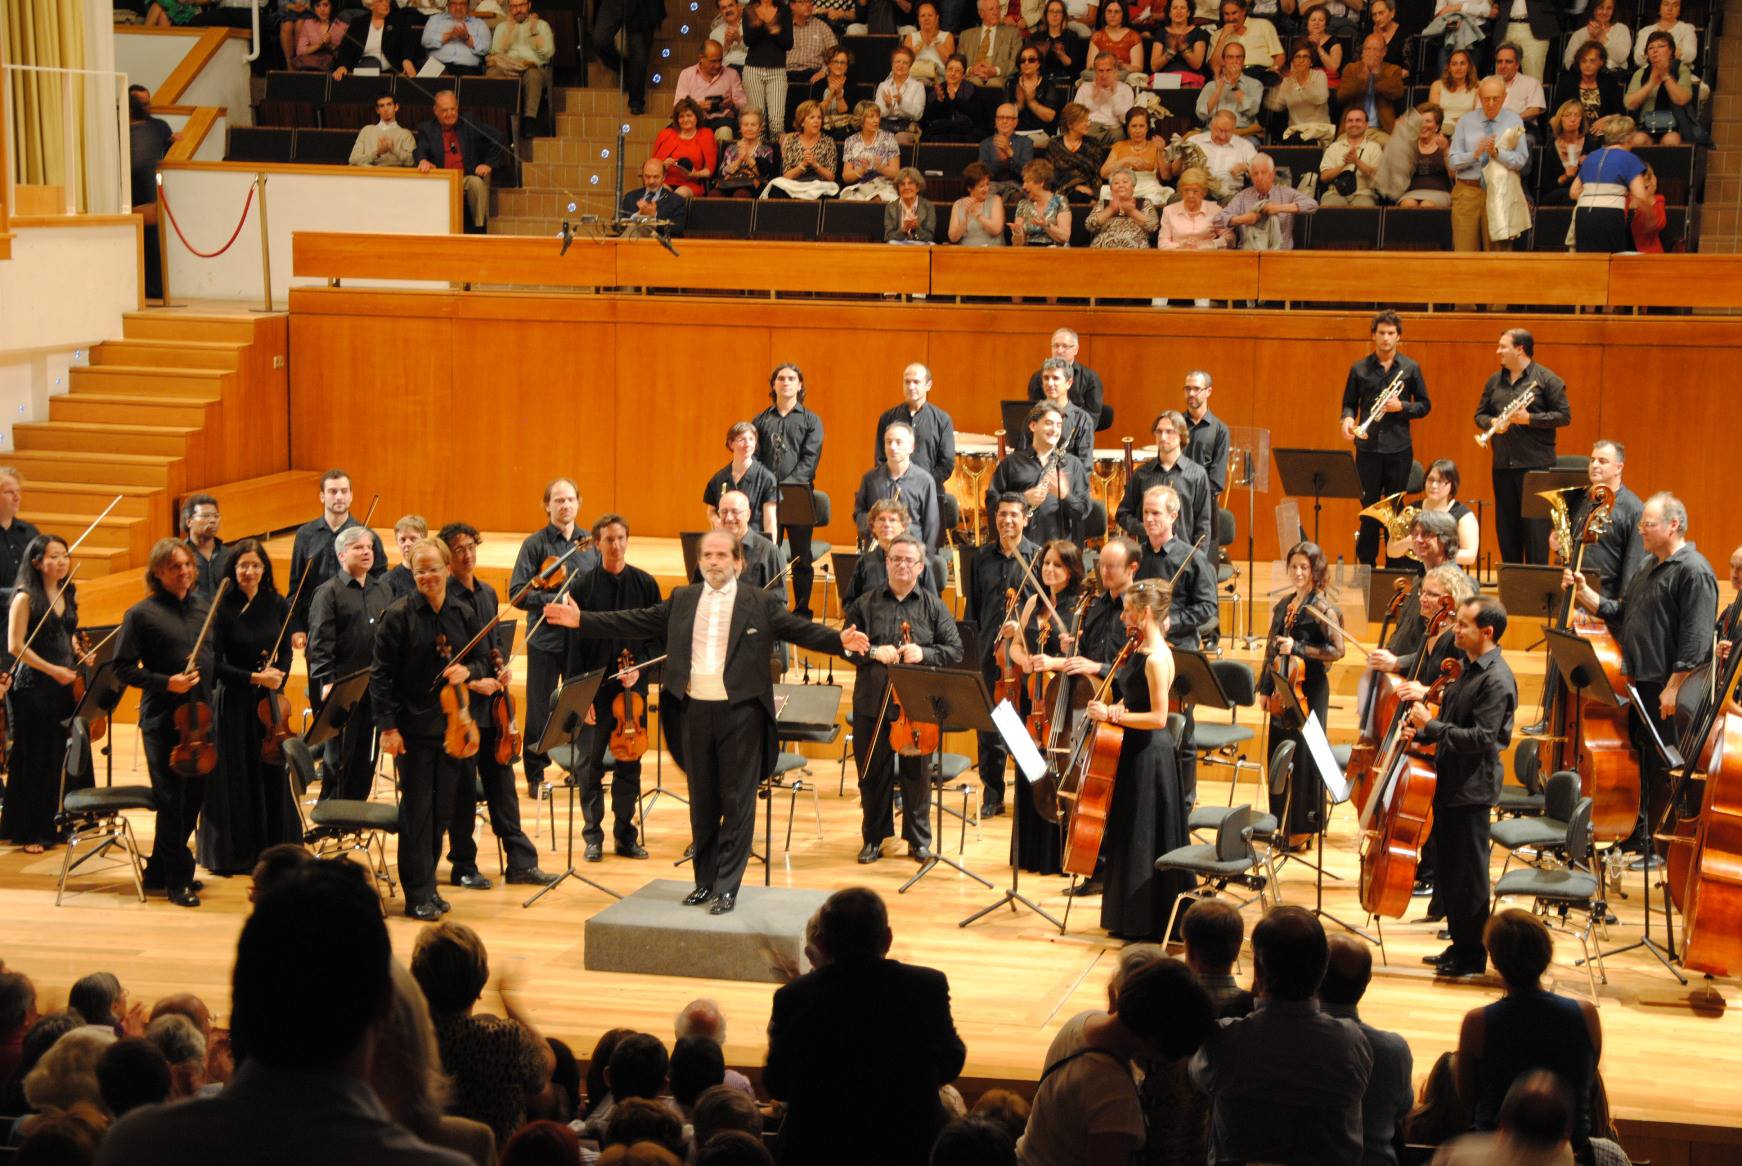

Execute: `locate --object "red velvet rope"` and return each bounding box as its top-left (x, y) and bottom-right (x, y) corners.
top-left (157, 180), bottom-right (257, 259)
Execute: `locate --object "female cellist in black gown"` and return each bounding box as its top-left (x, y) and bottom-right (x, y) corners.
top-left (197, 538), bottom-right (298, 874)
top-left (0, 536), bottom-right (79, 854)
top-left (1002, 538), bottom-right (1085, 876)
top-left (1255, 541), bottom-right (1346, 846)
top-left (1085, 578), bottom-right (1193, 941)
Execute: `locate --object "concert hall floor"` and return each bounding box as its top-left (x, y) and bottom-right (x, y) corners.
top-left (7, 537), bottom-right (1734, 1160)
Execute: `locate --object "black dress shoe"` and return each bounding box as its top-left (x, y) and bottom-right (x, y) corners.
top-left (1411, 879), bottom-right (1434, 896)
top-left (584, 842), bottom-right (604, 863)
top-left (406, 899), bottom-right (442, 921)
top-left (168, 885), bottom-right (201, 908)
top-left (616, 842), bottom-right (650, 859)
top-left (1437, 928), bottom-right (1451, 941)
top-left (1437, 960), bottom-right (1486, 978)
top-left (505, 866), bottom-right (558, 885)
top-left (857, 842), bottom-right (882, 864)
top-left (434, 895), bottom-right (452, 914)
top-left (910, 845), bottom-right (934, 863)
top-left (709, 892), bottom-right (736, 914)
top-left (683, 886), bottom-right (714, 906)
top-left (1065, 878), bottom-right (1104, 898)
top-left (143, 874), bottom-right (204, 893)
top-left (980, 802), bottom-right (1005, 817)
top-left (1422, 946), bottom-right (1456, 967)
top-left (451, 871), bottom-right (493, 890)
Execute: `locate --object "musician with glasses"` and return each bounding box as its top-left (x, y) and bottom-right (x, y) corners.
top-left (1341, 309), bottom-right (1431, 568)
top-left (1183, 370), bottom-right (1230, 500)
top-left (1477, 328), bottom-right (1571, 565)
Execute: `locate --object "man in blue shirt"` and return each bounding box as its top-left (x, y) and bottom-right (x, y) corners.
top-left (422, 0), bottom-right (491, 74)
top-left (1447, 75), bottom-right (1529, 251)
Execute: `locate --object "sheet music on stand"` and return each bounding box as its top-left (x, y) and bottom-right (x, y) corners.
top-left (1227, 426), bottom-right (1271, 493)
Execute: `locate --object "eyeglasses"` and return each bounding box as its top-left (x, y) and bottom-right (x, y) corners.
top-left (887, 556), bottom-right (923, 567)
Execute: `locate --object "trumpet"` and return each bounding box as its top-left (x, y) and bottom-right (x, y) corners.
top-left (1475, 383), bottom-right (1536, 448)
top-left (1352, 370), bottom-right (1407, 441)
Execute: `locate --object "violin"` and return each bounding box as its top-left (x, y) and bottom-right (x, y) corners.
top-left (436, 632), bottom-right (481, 760)
top-left (489, 640), bottom-right (523, 766)
top-left (1358, 657), bottom-right (1461, 918)
top-left (1262, 591), bottom-right (1310, 718)
top-left (170, 579), bottom-right (229, 779)
top-left (1025, 619), bottom-right (1054, 745)
top-left (992, 587), bottom-right (1021, 707)
top-left (71, 630), bottom-right (107, 743)
top-left (608, 648), bottom-right (649, 763)
top-left (255, 593), bottom-right (299, 766)
top-left (531, 534), bottom-right (593, 592)
top-left (887, 621), bottom-right (941, 757)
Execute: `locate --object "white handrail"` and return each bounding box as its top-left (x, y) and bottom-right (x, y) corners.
top-left (1, 63), bottom-right (131, 216)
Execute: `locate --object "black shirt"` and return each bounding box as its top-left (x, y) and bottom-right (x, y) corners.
top-left (385, 563), bottom-right (417, 600)
top-left (1025, 363), bottom-right (1104, 424)
top-left (963, 538), bottom-right (1038, 670)
top-left (1135, 535), bottom-right (1220, 647)
top-left (985, 449), bottom-right (1091, 547)
top-left (564, 561), bottom-right (664, 692)
top-left (1117, 455), bottom-right (1214, 549)
top-left (0, 518), bottom-right (41, 593)
top-left (842, 584), bottom-right (964, 717)
top-left (853, 463), bottom-right (940, 551)
top-left (1475, 362), bottom-right (1571, 470)
top-left (843, 544), bottom-right (941, 610)
top-left (115, 588), bottom-right (216, 731)
top-left (447, 575), bottom-right (507, 718)
top-left (743, 2), bottom-right (793, 67)
top-left (1341, 352), bottom-right (1430, 455)
top-left (1595, 542), bottom-right (1719, 685)
top-left (306, 571), bottom-right (396, 693)
top-left (1572, 485), bottom-right (1644, 600)
top-left (287, 516), bottom-right (387, 636)
top-left (185, 538), bottom-right (227, 601)
top-left (369, 592), bottom-right (490, 740)
top-left (703, 460), bottom-right (783, 529)
top-left (1186, 407), bottom-right (1231, 496)
top-left (1077, 586), bottom-right (1130, 680)
top-left (874, 402), bottom-right (957, 487)
top-left (510, 524), bottom-right (600, 655)
top-left (1421, 646), bottom-right (1517, 808)
top-left (754, 402), bottom-right (824, 486)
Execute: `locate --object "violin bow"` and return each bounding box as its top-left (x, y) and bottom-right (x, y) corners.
top-left (429, 545), bottom-right (585, 692)
top-left (1299, 601), bottom-right (1374, 655)
top-left (357, 492), bottom-right (382, 533)
top-left (1013, 545), bottom-right (1068, 632)
top-left (1166, 533), bottom-right (1212, 588)
top-left (266, 554), bottom-right (319, 668)
top-left (8, 564), bottom-right (83, 678)
top-left (182, 578), bottom-right (231, 675)
top-left (66, 496), bottom-right (124, 556)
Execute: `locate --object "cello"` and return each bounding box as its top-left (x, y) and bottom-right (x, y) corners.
top-left (1033, 587), bottom-right (1096, 824)
top-left (1058, 628), bottom-right (1142, 878)
top-left (608, 648), bottom-right (648, 763)
top-left (169, 579), bottom-right (230, 779)
top-left (1342, 578), bottom-right (1412, 808)
top-left (1348, 595), bottom-right (1456, 816)
top-left (1358, 658), bottom-right (1462, 918)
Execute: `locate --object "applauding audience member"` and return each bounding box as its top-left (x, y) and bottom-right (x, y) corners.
top-left (1321, 935), bottom-right (1413, 1166)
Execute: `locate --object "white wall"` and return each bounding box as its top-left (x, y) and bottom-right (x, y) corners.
top-left (113, 29), bottom-right (252, 127)
top-left (113, 29), bottom-right (198, 95)
top-left (159, 164), bottom-right (456, 302)
top-left (178, 38), bottom-right (252, 128)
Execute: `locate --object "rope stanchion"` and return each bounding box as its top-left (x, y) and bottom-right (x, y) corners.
top-left (157, 176), bottom-right (256, 259)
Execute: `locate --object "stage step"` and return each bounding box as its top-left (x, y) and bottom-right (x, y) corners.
top-left (14, 420), bottom-right (200, 459)
top-left (199, 470), bottom-right (327, 541)
top-left (88, 339), bottom-right (245, 371)
top-left (69, 544), bottom-right (133, 578)
top-left (16, 509), bottom-right (154, 560)
top-left (69, 365), bottom-right (226, 401)
top-left (50, 393), bottom-right (217, 429)
top-left (3, 450), bottom-right (183, 490)
top-left (122, 311), bottom-right (263, 344)
top-left (21, 482), bottom-right (160, 520)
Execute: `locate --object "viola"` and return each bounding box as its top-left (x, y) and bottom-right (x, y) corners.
top-left (170, 579), bottom-right (229, 779)
top-left (436, 632), bottom-right (481, 760)
top-left (992, 587), bottom-right (1022, 707)
top-left (531, 534), bottom-right (593, 592)
top-left (1058, 628), bottom-right (1141, 878)
top-left (1358, 657), bottom-right (1461, 918)
top-left (608, 648), bottom-right (649, 763)
top-left (887, 621), bottom-right (941, 757)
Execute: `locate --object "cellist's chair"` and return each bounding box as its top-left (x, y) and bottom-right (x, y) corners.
top-left (1154, 804), bottom-right (1271, 947)
top-left (1195, 660), bottom-right (1261, 804)
top-left (284, 736), bottom-right (399, 909)
top-left (1492, 796), bottom-right (1607, 999)
top-left (1492, 770), bottom-right (1581, 877)
top-left (56, 718), bottom-right (155, 906)
top-left (1497, 740), bottom-right (1548, 818)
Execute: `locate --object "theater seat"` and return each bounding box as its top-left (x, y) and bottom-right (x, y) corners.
top-left (685, 197), bottom-right (754, 240)
top-left (1530, 206), bottom-right (1573, 251)
top-left (1305, 206), bottom-right (1381, 250)
top-left (820, 199), bottom-right (887, 243)
top-left (226, 126), bottom-right (295, 163)
top-left (1381, 207), bottom-right (1452, 251)
top-left (292, 128), bottom-right (357, 166)
top-left (260, 70), bottom-right (327, 128)
top-left (751, 199), bottom-right (822, 241)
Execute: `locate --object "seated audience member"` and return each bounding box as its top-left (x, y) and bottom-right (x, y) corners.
top-left (1216, 151), bottom-right (1317, 248)
top-left (1625, 31), bottom-right (1700, 144)
top-left (291, 0), bottom-right (347, 70)
top-left (1085, 167), bottom-right (1159, 248)
top-left (1153, 0), bottom-right (1212, 77)
top-left (501, 1121), bottom-right (582, 1166)
top-left (961, 0), bottom-right (1021, 87)
top-left (1630, 163), bottom-right (1666, 251)
top-left (1033, 0), bottom-right (1090, 82)
top-left (583, 1033), bottom-right (672, 1134)
top-left (15, 1105), bottom-right (107, 1165)
top-left (767, 100), bottom-right (841, 197)
top-left (786, 0), bottom-right (839, 78)
top-left (1368, 0), bottom-right (1408, 71)
top-left (1046, 103), bottom-right (1105, 197)
top-left (67, 975), bottom-right (129, 1035)
top-left (1072, 54), bottom-right (1135, 143)
top-left (95, 1037), bottom-right (171, 1118)
top-left (876, 46), bottom-right (928, 141)
top-left (350, 92), bottom-right (417, 167)
top-left (678, 41), bottom-right (751, 140)
top-left (1431, 1071), bottom-right (1575, 1166)
top-left (1493, 43), bottom-right (1546, 127)
top-left (375, 963), bottom-right (496, 1166)
top-left (423, 0), bottom-right (492, 74)
top-left (603, 1097), bottom-right (687, 1157)
top-left (674, 1000), bottom-right (756, 1099)
top-left (1266, 42), bottom-right (1331, 133)
top-left (1300, 7), bottom-right (1344, 82)
top-left (582, 1028), bottom-right (636, 1120)
top-left (621, 159), bottom-right (691, 236)
top-left (926, 55), bottom-right (987, 142)
top-left (413, 91), bottom-right (501, 233)
top-left (1011, 159), bottom-right (1073, 245)
top-left (934, 1116), bottom-right (1017, 1166)
top-left (839, 101), bottom-right (903, 200)
top-left (486, 0), bottom-right (556, 130)
top-left (903, 2), bottom-right (955, 82)
top-left (334, 0), bottom-right (419, 79)
top-left (1101, 107), bottom-right (1168, 201)
top-left (599, 1144), bottom-right (684, 1166)
top-left (885, 167), bottom-right (938, 242)
top-left (528, 1038), bottom-right (582, 1124)
top-left (1209, 0), bottom-right (1284, 74)
top-left (1543, 101), bottom-right (1599, 207)
top-left (99, 862), bottom-right (474, 1165)
top-left (27, 1028), bottom-right (125, 1125)
top-left (3, 1013), bottom-right (83, 1116)
top-left (1018, 958), bottom-right (1215, 1166)
top-left (1382, 104), bottom-right (1454, 207)
top-left (1406, 1052), bottom-right (1475, 1145)
top-left (692, 1083), bottom-right (764, 1146)
top-left (1633, 0), bottom-right (1697, 70)
top-left (1180, 898), bottom-right (1252, 1014)
top-left (1321, 935), bottom-right (1413, 1166)
top-left (813, 46), bottom-right (855, 137)
top-left (1318, 106), bottom-right (1383, 205)
top-left (670, 1036), bottom-right (727, 1119)
top-left (950, 162), bottom-right (1009, 244)
top-left (1100, 945), bottom-right (1211, 1166)
top-left (1158, 166), bottom-right (1228, 247)
top-left (410, 921), bottom-right (556, 1150)
top-left (1429, 49), bottom-right (1480, 136)
top-left (1552, 42), bottom-right (1625, 131)
top-left (1190, 907), bottom-right (1373, 1166)
top-left (1093, 0), bottom-right (1146, 72)
top-left (1197, 42), bottom-right (1263, 134)
top-left (144, 1014), bottom-right (206, 1098)
top-left (696, 1131), bottom-right (775, 1166)
top-left (981, 104), bottom-right (1037, 199)
top-left (764, 887), bottom-right (966, 1166)
top-left (1188, 110), bottom-right (1258, 192)
top-left (710, 0), bottom-right (748, 67)
top-left (1338, 34), bottom-right (1407, 132)
top-left (653, 98), bottom-right (719, 197)
top-left (970, 1089), bottom-right (1030, 1144)
top-left (1457, 910), bottom-right (1601, 1155)
top-left (714, 109), bottom-right (778, 195)
top-left (1006, 50), bottom-right (1061, 143)
top-left (1, 971), bottom-right (39, 1084)
top-left (249, 842), bottom-right (313, 902)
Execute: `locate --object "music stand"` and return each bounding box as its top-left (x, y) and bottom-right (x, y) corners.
top-left (881, 664), bottom-right (996, 894)
top-left (524, 669), bottom-right (621, 908)
top-left (829, 551), bottom-right (860, 620)
top-left (960, 697), bottom-right (1063, 931)
top-left (1273, 448), bottom-right (1362, 547)
top-left (1522, 470), bottom-right (1590, 517)
top-left (303, 668), bottom-right (370, 751)
top-left (1499, 565), bottom-right (1568, 650)
top-left (1172, 647), bottom-right (1231, 713)
top-left (1299, 709), bottom-right (1378, 944)
top-left (777, 483), bottom-right (822, 528)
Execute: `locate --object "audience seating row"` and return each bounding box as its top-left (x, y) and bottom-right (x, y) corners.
top-left (260, 71), bottom-right (521, 141)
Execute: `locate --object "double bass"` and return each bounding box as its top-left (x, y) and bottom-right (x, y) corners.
top-left (1058, 628), bottom-right (1142, 878)
top-left (1358, 658), bottom-right (1462, 918)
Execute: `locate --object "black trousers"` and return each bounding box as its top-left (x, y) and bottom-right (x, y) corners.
top-left (976, 665), bottom-right (1009, 810)
top-left (1493, 465), bottom-right (1550, 564)
top-left (591, 0), bottom-right (652, 106)
top-left (1355, 448), bottom-right (1415, 567)
top-left (320, 698), bottom-right (376, 802)
top-left (521, 644), bottom-right (564, 789)
top-left (1627, 680), bottom-right (1672, 845)
top-left (572, 692), bottom-right (643, 849)
top-left (681, 697), bottom-right (763, 897)
top-left (447, 725), bottom-right (539, 875)
top-left (1435, 800), bottom-right (1493, 965)
top-left (779, 523), bottom-right (817, 614)
top-left (853, 710), bottom-right (933, 849)
top-left (397, 737), bottom-right (462, 906)
top-left (1177, 705), bottom-right (1198, 811)
top-left (142, 728), bottom-right (204, 887)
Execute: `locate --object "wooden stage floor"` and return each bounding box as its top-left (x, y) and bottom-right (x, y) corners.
top-left (15, 537), bottom-right (1740, 1161)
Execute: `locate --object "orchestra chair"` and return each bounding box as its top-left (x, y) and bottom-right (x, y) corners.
top-left (768, 749), bottom-right (828, 852)
top-left (55, 718), bottom-right (155, 906)
top-left (1491, 796), bottom-right (1607, 998)
top-left (1189, 737), bottom-right (1286, 900)
top-left (1491, 769), bottom-right (1581, 879)
top-left (1195, 659), bottom-right (1261, 803)
top-left (1153, 803), bottom-right (1271, 948)
top-left (1213, 506), bottom-right (1239, 650)
top-left (1497, 739), bottom-right (1548, 819)
top-left (284, 736), bottom-right (400, 910)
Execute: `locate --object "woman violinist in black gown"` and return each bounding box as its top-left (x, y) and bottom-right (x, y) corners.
top-left (196, 538), bottom-right (298, 874)
top-left (0, 536), bottom-right (79, 854)
top-left (1255, 541), bottom-right (1345, 847)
